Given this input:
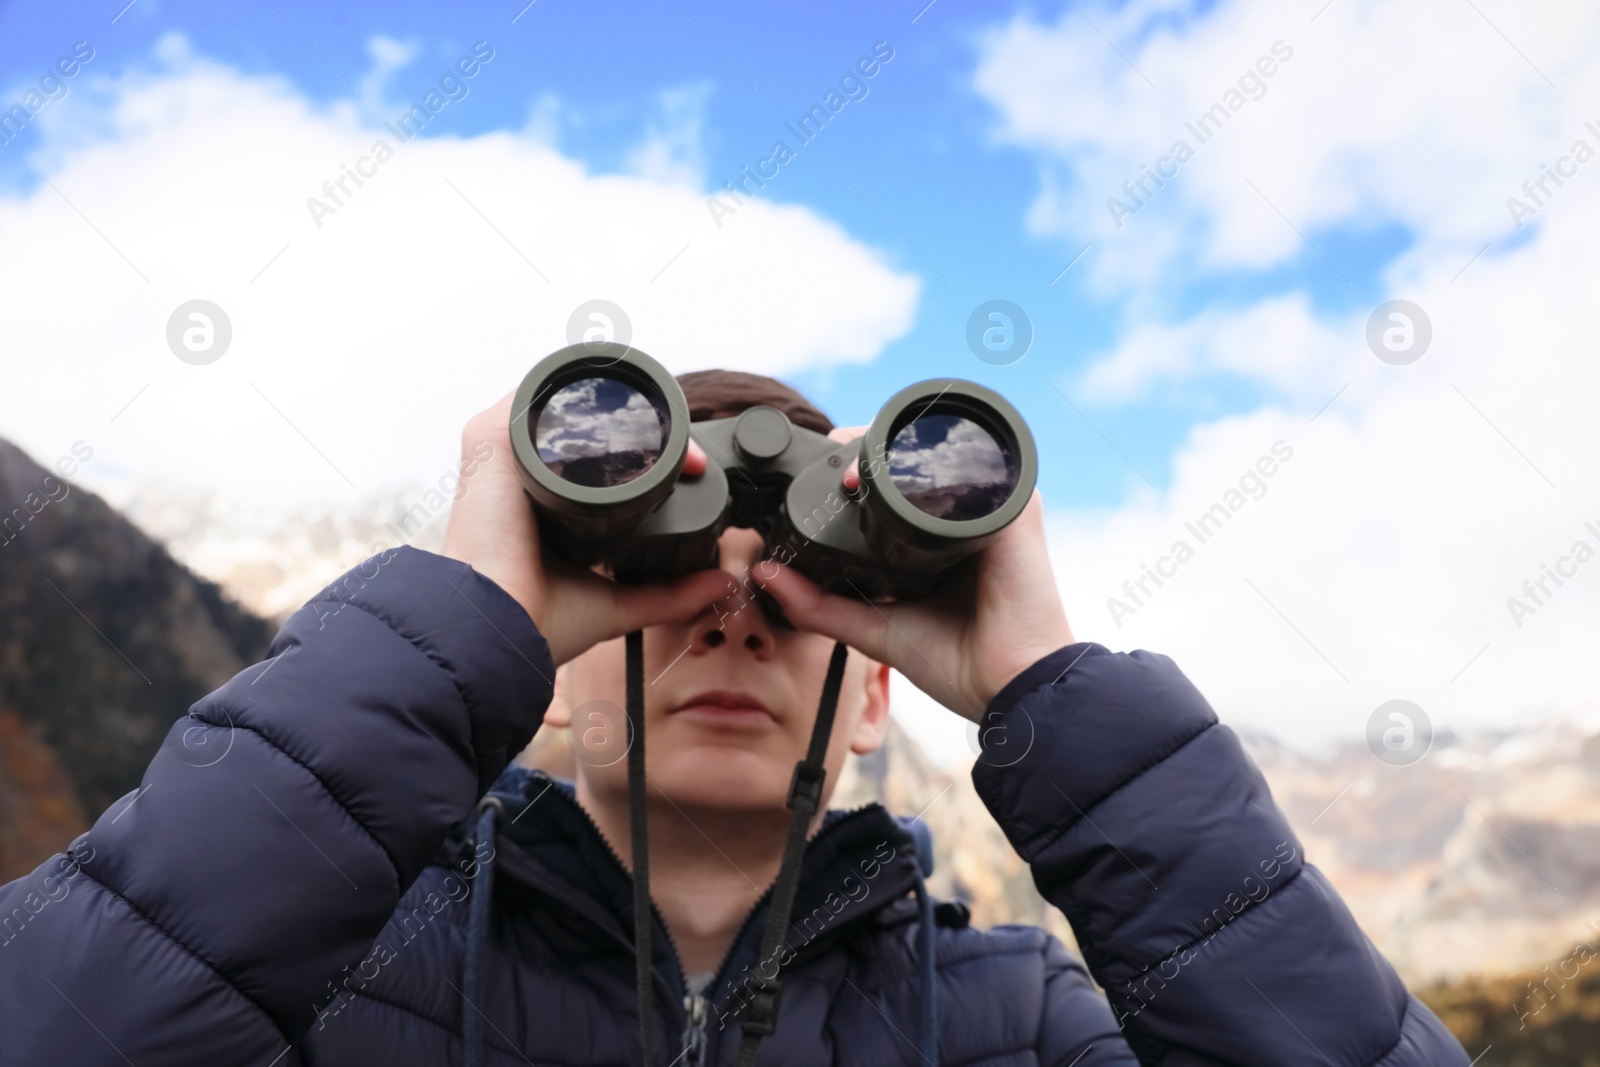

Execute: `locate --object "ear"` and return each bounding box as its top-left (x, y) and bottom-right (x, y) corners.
top-left (544, 666), bottom-right (572, 729)
top-left (848, 660), bottom-right (892, 756)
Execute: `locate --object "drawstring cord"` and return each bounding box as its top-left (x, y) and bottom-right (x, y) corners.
top-left (463, 796), bottom-right (500, 1067)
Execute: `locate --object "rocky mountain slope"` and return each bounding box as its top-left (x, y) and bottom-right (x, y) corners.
top-left (1244, 726), bottom-right (1600, 985)
top-left (0, 439), bottom-right (273, 880)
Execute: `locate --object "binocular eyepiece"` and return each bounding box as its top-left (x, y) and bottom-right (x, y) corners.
top-left (510, 343), bottom-right (1037, 600)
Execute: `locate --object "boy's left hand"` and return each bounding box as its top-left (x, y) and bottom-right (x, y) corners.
top-left (755, 428), bottom-right (1075, 721)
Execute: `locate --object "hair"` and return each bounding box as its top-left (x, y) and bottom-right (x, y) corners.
top-left (676, 370), bottom-right (833, 435)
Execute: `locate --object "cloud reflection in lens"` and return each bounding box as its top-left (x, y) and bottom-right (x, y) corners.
top-left (535, 377), bottom-right (667, 488)
top-left (888, 413), bottom-right (1018, 520)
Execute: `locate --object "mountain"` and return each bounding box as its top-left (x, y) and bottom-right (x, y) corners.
top-left (1239, 726), bottom-right (1600, 986)
top-left (0, 439), bottom-right (274, 880)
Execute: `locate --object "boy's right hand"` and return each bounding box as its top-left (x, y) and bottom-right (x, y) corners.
top-left (439, 391), bottom-right (734, 665)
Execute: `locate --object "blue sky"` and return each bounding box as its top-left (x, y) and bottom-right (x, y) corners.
top-left (1, 0), bottom-right (1400, 511)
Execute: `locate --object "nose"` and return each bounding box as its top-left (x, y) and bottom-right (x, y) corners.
top-left (691, 527), bottom-right (776, 660)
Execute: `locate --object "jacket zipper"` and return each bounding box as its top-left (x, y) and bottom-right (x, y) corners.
top-left (676, 873), bottom-right (785, 1067)
top-left (681, 987), bottom-right (710, 1067)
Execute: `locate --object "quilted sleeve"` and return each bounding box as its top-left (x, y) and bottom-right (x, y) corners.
top-left (0, 546), bottom-right (553, 1066)
top-left (975, 643), bottom-right (1469, 1067)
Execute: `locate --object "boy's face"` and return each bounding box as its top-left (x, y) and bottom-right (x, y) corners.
top-left (550, 526), bottom-right (891, 815)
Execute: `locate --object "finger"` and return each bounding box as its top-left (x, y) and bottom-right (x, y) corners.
top-left (461, 391), bottom-right (517, 459)
top-left (684, 438), bottom-right (708, 477)
top-left (754, 561), bottom-right (891, 661)
top-left (608, 568), bottom-right (738, 635)
top-left (828, 425), bottom-right (867, 491)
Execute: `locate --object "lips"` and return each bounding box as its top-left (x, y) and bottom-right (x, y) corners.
top-left (670, 689), bottom-right (775, 726)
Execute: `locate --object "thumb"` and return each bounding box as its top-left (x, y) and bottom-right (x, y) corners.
top-left (755, 561), bottom-right (890, 661)
top-left (607, 568), bottom-right (739, 635)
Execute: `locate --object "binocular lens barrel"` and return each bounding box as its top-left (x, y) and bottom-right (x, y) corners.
top-left (512, 344), bottom-right (1037, 599)
top-left (511, 345), bottom-right (693, 569)
top-left (835, 379), bottom-right (1035, 597)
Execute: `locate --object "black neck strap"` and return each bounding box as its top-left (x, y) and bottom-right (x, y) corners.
top-left (734, 639), bottom-right (849, 1067)
top-left (625, 629), bottom-right (654, 1066)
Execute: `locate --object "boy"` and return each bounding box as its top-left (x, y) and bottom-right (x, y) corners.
top-left (0, 371), bottom-right (1467, 1065)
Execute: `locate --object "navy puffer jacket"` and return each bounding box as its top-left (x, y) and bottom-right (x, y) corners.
top-left (0, 547), bottom-right (1467, 1065)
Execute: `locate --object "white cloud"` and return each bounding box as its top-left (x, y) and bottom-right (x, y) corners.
top-left (1052, 269), bottom-right (1600, 747)
top-left (975, 0), bottom-right (1600, 746)
top-left (976, 0), bottom-right (1600, 292)
top-left (0, 37), bottom-right (918, 512)
top-left (1050, 279), bottom-right (1600, 750)
top-left (1078, 292), bottom-right (1353, 403)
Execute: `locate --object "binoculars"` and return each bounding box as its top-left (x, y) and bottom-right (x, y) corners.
top-left (510, 344), bottom-right (1037, 600)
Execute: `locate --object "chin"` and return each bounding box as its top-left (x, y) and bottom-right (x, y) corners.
top-left (651, 746), bottom-right (790, 812)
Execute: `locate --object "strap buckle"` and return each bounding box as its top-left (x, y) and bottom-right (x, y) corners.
top-left (741, 977), bottom-right (783, 1037)
top-left (787, 762), bottom-right (825, 812)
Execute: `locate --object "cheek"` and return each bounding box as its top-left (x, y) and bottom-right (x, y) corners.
top-left (576, 751), bottom-right (632, 798)
top-left (780, 632), bottom-right (850, 716)
top-left (555, 645), bottom-right (630, 773)
top-left (566, 640), bottom-right (627, 708)
top-left (820, 721), bottom-right (856, 790)
top-left (827, 699), bottom-right (870, 766)
top-left (817, 663), bottom-right (878, 779)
